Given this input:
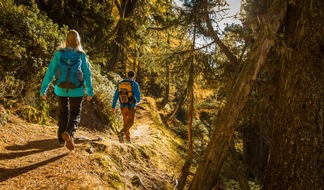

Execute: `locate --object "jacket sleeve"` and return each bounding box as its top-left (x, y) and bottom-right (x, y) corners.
top-left (112, 85), bottom-right (119, 108)
top-left (40, 52), bottom-right (60, 96)
top-left (133, 82), bottom-right (141, 103)
top-left (81, 54), bottom-right (94, 97)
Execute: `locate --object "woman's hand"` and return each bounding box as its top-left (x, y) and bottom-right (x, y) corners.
top-left (86, 96), bottom-right (92, 101)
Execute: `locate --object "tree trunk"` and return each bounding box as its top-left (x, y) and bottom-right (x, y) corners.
top-left (188, 0), bottom-right (287, 189)
top-left (107, 0), bottom-right (138, 72)
top-left (265, 0), bottom-right (324, 189)
top-left (165, 88), bottom-right (188, 122)
top-left (201, 0), bottom-right (237, 65)
top-left (159, 61), bottom-right (170, 109)
top-left (178, 62), bottom-right (194, 190)
top-left (160, 33), bottom-right (171, 109)
top-left (136, 57), bottom-right (141, 86)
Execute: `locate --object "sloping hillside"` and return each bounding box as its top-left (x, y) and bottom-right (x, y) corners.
top-left (0, 97), bottom-right (185, 190)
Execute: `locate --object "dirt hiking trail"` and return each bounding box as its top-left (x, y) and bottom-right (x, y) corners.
top-left (0, 98), bottom-right (184, 190)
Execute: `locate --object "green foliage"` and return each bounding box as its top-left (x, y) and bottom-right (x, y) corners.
top-left (0, 0), bottom-right (67, 123)
top-left (0, 62), bottom-right (56, 125)
top-left (0, 0), bottom-right (66, 79)
top-left (0, 0), bottom-right (65, 124)
top-left (16, 105), bottom-right (44, 124)
top-left (249, 181), bottom-right (262, 190)
top-left (91, 65), bottom-right (123, 132)
top-left (35, 0), bottom-right (116, 68)
top-left (36, 100), bottom-right (51, 125)
top-left (221, 179), bottom-right (240, 189)
top-left (36, 0), bottom-right (114, 45)
top-left (0, 75), bottom-right (24, 100)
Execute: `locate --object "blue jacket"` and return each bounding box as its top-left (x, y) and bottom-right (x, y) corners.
top-left (40, 49), bottom-right (94, 97)
top-left (112, 78), bottom-right (141, 108)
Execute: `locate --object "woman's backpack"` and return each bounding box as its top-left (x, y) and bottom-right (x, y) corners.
top-left (56, 49), bottom-right (84, 93)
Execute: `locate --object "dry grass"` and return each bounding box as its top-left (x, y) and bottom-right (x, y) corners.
top-left (0, 98), bottom-right (185, 190)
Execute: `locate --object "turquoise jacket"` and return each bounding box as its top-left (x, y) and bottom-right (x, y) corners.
top-left (112, 79), bottom-right (141, 108)
top-left (40, 49), bottom-right (94, 97)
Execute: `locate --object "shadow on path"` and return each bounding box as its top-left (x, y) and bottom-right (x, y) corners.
top-left (0, 153), bottom-right (68, 182)
top-left (0, 136), bottom-right (99, 183)
top-left (0, 139), bottom-right (61, 160)
top-left (0, 138), bottom-right (89, 160)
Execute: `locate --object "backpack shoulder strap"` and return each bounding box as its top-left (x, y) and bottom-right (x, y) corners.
top-left (118, 80), bottom-right (133, 90)
top-left (122, 80), bottom-right (133, 85)
top-left (59, 48), bottom-right (66, 53)
top-left (60, 48), bottom-right (83, 55)
top-left (122, 79), bottom-right (133, 83)
top-left (76, 50), bottom-right (84, 55)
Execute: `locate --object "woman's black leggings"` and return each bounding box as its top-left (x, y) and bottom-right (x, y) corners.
top-left (57, 96), bottom-right (83, 142)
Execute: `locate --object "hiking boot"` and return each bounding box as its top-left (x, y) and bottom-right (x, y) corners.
top-left (117, 132), bottom-right (124, 143)
top-left (59, 138), bottom-right (65, 147)
top-left (61, 132), bottom-right (75, 150)
top-left (59, 141), bottom-right (65, 147)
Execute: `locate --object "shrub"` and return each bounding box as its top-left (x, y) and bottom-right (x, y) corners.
top-left (85, 64), bottom-right (123, 132)
top-left (0, 0), bottom-right (66, 122)
top-left (0, 0), bottom-right (66, 79)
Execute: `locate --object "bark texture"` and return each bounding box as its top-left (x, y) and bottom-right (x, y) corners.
top-left (264, 0), bottom-right (324, 189)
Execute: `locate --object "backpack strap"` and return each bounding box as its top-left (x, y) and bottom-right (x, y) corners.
top-left (59, 48), bottom-right (66, 53)
top-left (76, 51), bottom-right (83, 55)
top-left (60, 48), bottom-right (83, 54)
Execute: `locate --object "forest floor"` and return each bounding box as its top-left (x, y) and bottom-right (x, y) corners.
top-left (0, 97), bottom-right (185, 190)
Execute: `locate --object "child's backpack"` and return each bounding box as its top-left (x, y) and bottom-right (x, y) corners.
top-left (118, 80), bottom-right (135, 104)
top-left (56, 49), bottom-right (84, 93)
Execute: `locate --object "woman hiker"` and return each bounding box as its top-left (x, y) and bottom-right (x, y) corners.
top-left (40, 30), bottom-right (94, 150)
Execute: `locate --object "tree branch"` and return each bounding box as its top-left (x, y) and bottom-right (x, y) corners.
top-left (201, 0), bottom-right (238, 65)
